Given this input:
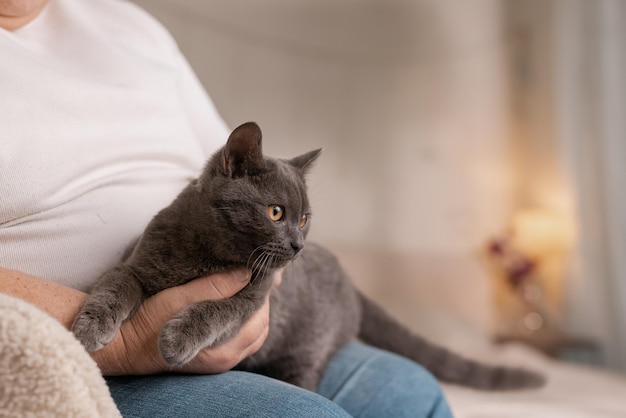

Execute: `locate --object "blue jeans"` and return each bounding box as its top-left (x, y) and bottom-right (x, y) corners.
top-left (106, 342), bottom-right (454, 417)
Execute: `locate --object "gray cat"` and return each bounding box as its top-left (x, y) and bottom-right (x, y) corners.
top-left (72, 122), bottom-right (545, 391)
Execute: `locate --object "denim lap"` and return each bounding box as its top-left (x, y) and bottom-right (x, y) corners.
top-left (106, 342), bottom-right (452, 417)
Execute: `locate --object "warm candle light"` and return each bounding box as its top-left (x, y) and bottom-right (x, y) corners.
top-left (510, 208), bottom-right (575, 259)
top-left (485, 207), bottom-right (574, 337)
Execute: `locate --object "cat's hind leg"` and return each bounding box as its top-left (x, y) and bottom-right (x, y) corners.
top-left (72, 264), bottom-right (144, 352)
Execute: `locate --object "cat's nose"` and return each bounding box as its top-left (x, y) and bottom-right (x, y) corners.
top-left (290, 240), bottom-right (304, 254)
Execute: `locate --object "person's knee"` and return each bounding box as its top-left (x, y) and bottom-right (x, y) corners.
top-left (325, 344), bottom-right (453, 418)
top-left (370, 352), bottom-right (450, 416)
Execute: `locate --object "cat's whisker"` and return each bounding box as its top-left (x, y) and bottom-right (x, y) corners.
top-left (255, 250), bottom-right (278, 285)
top-left (264, 252), bottom-right (276, 277)
top-left (247, 243), bottom-right (272, 271)
top-left (250, 251), bottom-right (268, 277)
top-left (247, 245), bottom-right (268, 272)
top-left (263, 255), bottom-right (276, 284)
top-left (251, 248), bottom-right (276, 284)
top-left (258, 252), bottom-right (270, 275)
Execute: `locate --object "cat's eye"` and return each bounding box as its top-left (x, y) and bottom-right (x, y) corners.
top-left (268, 205), bottom-right (284, 221)
top-left (299, 214), bottom-right (308, 228)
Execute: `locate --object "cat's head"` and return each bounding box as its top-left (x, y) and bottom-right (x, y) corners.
top-left (200, 122), bottom-right (321, 271)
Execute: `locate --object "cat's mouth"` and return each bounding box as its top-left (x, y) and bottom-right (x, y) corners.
top-left (247, 244), bottom-right (300, 274)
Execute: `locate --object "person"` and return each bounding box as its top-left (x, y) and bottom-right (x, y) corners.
top-left (0, 0), bottom-right (454, 416)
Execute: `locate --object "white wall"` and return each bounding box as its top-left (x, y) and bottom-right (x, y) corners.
top-left (133, 0), bottom-right (516, 257)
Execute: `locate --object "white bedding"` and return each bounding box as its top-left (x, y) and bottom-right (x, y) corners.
top-left (443, 343), bottom-right (626, 418)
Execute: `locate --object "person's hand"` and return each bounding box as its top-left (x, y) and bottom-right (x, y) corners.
top-left (91, 269), bottom-right (282, 375)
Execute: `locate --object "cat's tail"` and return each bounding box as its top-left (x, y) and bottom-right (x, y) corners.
top-left (356, 291), bottom-right (546, 390)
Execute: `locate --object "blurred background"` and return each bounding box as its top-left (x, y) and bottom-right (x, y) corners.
top-left (133, 0), bottom-right (625, 374)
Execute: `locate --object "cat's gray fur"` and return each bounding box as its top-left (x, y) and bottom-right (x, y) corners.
top-left (73, 122), bottom-right (545, 391)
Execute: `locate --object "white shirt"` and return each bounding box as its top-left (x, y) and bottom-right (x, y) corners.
top-left (0, 0), bottom-right (229, 291)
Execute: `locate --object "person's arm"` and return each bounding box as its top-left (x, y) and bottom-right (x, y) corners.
top-left (0, 266), bottom-right (274, 375)
top-left (0, 267), bottom-right (86, 329)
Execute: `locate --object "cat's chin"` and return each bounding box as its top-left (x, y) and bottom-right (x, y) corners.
top-left (247, 256), bottom-right (290, 276)
top-left (278, 249), bottom-right (305, 267)
top-left (247, 245), bottom-right (302, 271)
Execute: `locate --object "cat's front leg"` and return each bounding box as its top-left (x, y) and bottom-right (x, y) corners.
top-left (72, 265), bottom-right (144, 352)
top-left (158, 297), bottom-right (257, 366)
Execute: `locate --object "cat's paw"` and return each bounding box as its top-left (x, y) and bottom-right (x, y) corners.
top-left (72, 307), bottom-right (118, 352)
top-left (159, 316), bottom-right (220, 367)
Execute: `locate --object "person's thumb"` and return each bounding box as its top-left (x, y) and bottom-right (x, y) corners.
top-left (175, 269), bottom-right (251, 306)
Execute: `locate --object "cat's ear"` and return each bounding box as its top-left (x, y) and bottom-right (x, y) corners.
top-left (289, 149), bottom-right (322, 174)
top-left (222, 122), bottom-right (265, 177)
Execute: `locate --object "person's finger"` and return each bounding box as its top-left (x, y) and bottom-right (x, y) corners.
top-left (174, 269), bottom-right (251, 305)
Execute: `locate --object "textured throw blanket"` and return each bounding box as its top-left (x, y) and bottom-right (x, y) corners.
top-left (0, 293), bottom-right (121, 417)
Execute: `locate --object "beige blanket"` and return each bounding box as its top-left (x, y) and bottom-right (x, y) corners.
top-left (0, 293), bottom-right (120, 417)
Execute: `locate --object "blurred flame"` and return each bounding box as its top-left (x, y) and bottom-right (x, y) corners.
top-left (510, 208), bottom-right (575, 258)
